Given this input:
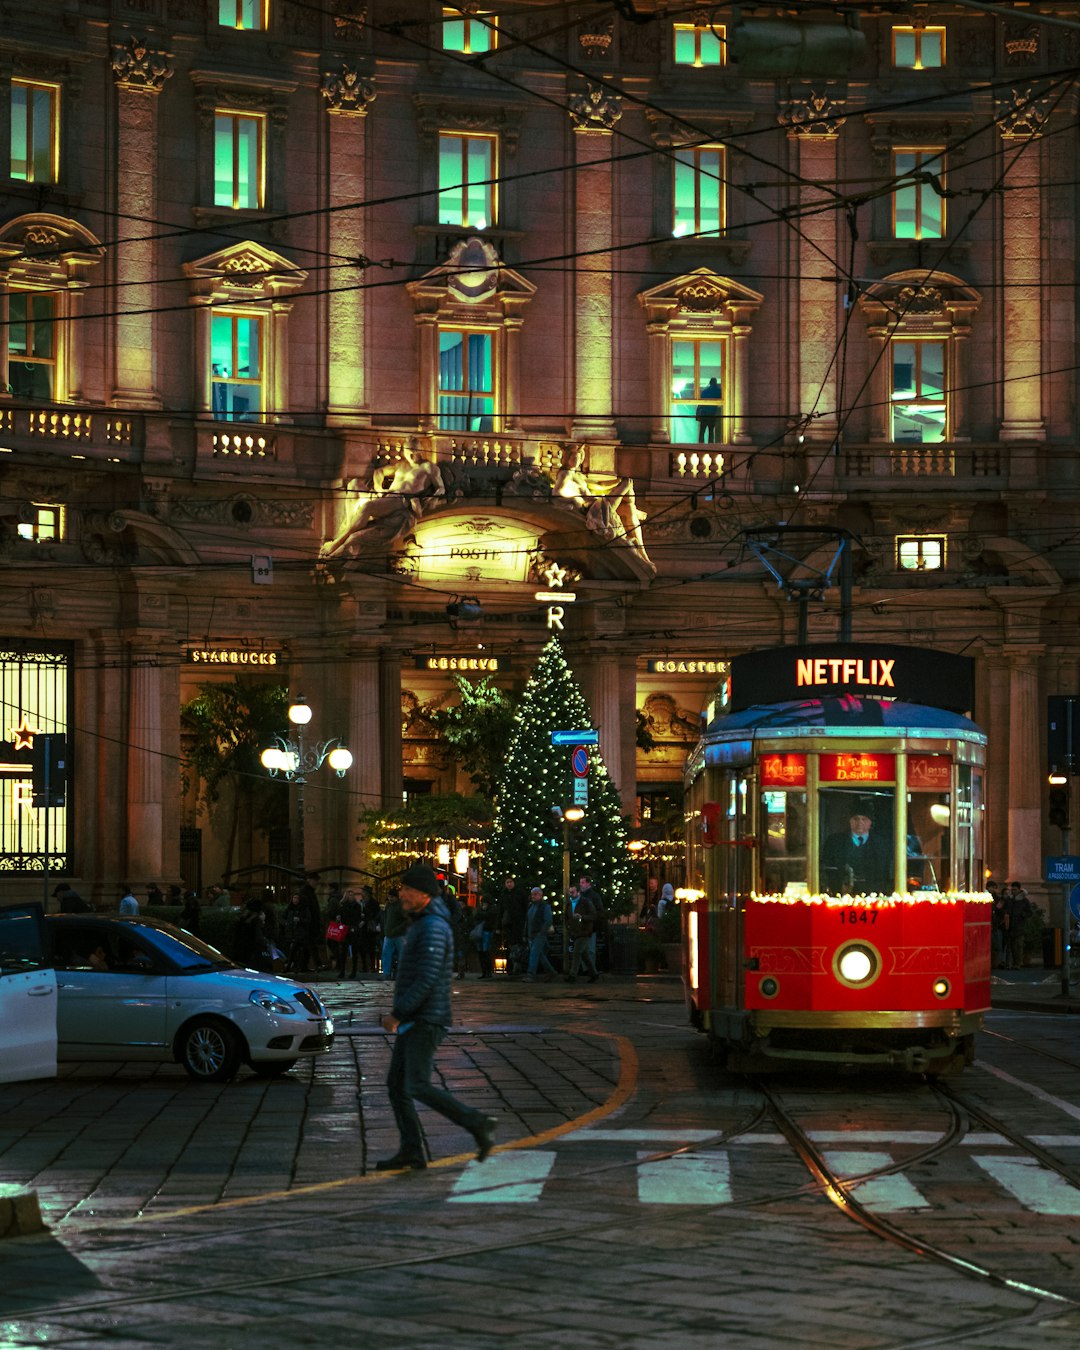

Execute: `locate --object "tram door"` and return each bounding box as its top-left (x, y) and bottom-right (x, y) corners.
top-left (717, 769), bottom-right (752, 1010)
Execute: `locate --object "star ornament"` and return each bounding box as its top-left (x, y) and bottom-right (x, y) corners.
top-left (10, 715), bottom-right (39, 750)
top-left (542, 562), bottom-right (568, 589)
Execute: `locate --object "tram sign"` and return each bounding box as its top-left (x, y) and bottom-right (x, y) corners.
top-left (729, 644), bottom-right (974, 714)
top-left (908, 755), bottom-right (951, 790)
top-left (1045, 855), bottom-right (1080, 884)
top-left (760, 753), bottom-right (807, 788)
top-left (551, 729), bottom-right (598, 746)
top-left (819, 751), bottom-right (895, 783)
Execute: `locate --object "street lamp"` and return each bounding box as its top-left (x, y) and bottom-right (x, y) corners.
top-left (260, 696), bottom-right (353, 872)
top-left (553, 804), bottom-right (585, 966)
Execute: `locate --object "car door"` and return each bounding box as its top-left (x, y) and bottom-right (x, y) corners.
top-left (0, 903), bottom-right (58, 1083)
top-left (54, 923), bottom-right (169, 1058)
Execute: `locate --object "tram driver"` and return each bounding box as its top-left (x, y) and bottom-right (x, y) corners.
top-left (821, 807), bottom-right (892, 895)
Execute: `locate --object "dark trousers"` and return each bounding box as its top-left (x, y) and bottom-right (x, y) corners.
top-left (387, 1020), bottom-right (483, 1159)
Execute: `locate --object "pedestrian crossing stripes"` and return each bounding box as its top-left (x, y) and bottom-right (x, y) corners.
top-left (445, 1129), bottom-right (1080, 1214)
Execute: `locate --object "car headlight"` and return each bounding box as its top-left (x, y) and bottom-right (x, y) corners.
top-left (249, 989), bottom-right (297, 1015)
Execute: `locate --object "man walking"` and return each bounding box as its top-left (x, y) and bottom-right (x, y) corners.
top-left (377, 862), bottom-right (498, 1171)
top-left (524, 887), bottom-right (557, 980)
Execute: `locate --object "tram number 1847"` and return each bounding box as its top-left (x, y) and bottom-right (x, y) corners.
top-left (839, 909), bottom-right (878, 925)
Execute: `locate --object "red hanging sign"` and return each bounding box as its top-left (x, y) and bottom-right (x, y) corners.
top-left (908, 754), bottom-right (951, 790)
top-left (818, 752), bottom-right (896, 783)
top-left (760, 753), bottom-right (807, 788)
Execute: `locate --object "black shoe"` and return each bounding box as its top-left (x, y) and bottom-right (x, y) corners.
top-left (473, 1115), bottom-right (498, 1162)
top-left (374, 1152), bottom-right (426, 1172)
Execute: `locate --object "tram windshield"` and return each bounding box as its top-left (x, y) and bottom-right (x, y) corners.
top-left (906, 791), bottom-right (951, 891)
top-left (819, 790), bottom-right (896, 896)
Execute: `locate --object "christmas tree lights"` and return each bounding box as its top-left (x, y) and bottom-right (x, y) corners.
top-left (485, 637), bottom-right (633, 913)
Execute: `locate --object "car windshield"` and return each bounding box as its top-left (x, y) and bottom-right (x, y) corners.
top-left (133, 923), bottom-right (235, 972)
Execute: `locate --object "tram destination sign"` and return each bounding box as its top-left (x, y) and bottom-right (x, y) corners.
top-left (728, 644), bottom-right (974, 714)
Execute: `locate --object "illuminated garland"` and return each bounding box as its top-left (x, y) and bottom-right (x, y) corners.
top-left (750, 890), bottom-right (993, 907)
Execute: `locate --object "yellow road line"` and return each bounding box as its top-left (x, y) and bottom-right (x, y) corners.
top-left (59, 1029), bottom-right (638, 1231)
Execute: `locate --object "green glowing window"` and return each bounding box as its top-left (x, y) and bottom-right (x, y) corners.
top-left (673, 146), bottom-right (724, 237)
top-left (10, 81), bottom-right (58, 184)
top-left (219, 0), bottom-right (267, 28)
top-left (7, 292), bottom-right (55, 401)
top-left (670, 339), bottom-right (724, 444)
top-left (211, 314), bottom-right (263, 421)
top-left (438, 133), bottom-right (495, 228)
top-left (438, 329), bottom-right (495, 431)
top-left (214, 112), bottom-right (264, 210)
top-left (673, 23), bottom-right (724, 67)
top-left (893, 26), bottom-right (944, 69)
top-left (443, 9), bottom-right (496, 53)
top-left (18, 505), bottom-right (64, 543)
top-left (893, 149), bottom-right (944, 239)
top-left (891, 340), bottom-right (946, 443)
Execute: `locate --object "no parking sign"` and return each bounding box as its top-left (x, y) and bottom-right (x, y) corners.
top-left (1070, 883), bottom-right (1080, 923)
top-left (571, 746), bottom-right (589, 777)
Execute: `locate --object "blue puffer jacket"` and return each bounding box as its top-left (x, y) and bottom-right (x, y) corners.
top-left (392, 896), bottom-right (454, 1027)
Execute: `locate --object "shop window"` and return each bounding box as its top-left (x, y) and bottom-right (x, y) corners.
top-left (673, 23), bottom-right (725, 66)
top-left (438, 133), bottom-right (496, 229)
top-left (893, 148), bottom-right (945, 239)
top-left (10, 81), bottom-right (58, 184)
top-left (438, 328), bottom-right (495, 431)
top-left (891, 339), bottom-right (946, 442)
top-left (7, 291), bottom-right (55, 401)
top-left (892, 26), bottom-right (944, 69)
top-left (219, 0), bottom-right (267, 28)
top-left (671, 338), bottom-right (724, 444)
top-left (896, 535), bottom-right (945, 571)
top-left (673, 146), bottom-right (724, 238)
top-left (443, 8), bottom-right (496, 53)
top-left (214, 112), bottom-right (264, 210)
top-left (17, 504), bottom-right (64, 542)
top-left (211, 314), bottom-right (263, 421)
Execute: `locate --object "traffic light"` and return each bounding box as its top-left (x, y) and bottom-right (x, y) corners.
top-left (31, 732), bottom-right (67, 809)
top-left (1048, 780), bottom-right (1070, 831)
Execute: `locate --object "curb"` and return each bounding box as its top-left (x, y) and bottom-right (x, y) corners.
top-left (0, 1187), bottom-right (46, 1240)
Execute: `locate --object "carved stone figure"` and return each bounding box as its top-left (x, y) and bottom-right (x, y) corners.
top-left (552, 445), bottom-right (646, 552)
top-left (321, 439), bottom-right (445, 556)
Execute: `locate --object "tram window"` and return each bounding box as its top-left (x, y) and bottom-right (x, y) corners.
top-left (760, 790), bottom-right (808, 895)
top-left (819, 790), bottom-right (896, 895)
top-left (956, 766), bottom-right (982, 891)
top-left (906, 793), bottom-right (951, 892)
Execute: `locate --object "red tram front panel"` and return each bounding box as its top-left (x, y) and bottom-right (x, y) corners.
top-left (745, 897), bottom-right (990, 1013)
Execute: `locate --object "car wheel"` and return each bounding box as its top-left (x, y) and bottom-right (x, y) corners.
top-left (179, 1018), bottom-right (242, 1083)
top-left (250, 1060), bottom-right (298, 1079)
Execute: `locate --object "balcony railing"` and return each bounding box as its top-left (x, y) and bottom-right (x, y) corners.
top-left (0, 403), bottom-right (142, 457)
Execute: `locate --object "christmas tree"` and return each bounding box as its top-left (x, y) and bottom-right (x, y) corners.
top-left (484, 637), bottom-right (632, 914)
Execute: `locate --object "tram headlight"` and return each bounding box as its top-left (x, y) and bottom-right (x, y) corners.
top-left (833, 941), bottom-right (881, 988)
top-left (759, 976), bottom-right (780, 999)
top-left (932, 978), bottom-right (951, 999)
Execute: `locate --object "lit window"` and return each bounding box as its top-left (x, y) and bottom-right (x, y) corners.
top-left (893, 149), bottom-right (945, 239)
top-left (10, 81), bottom-right (58, 184)
top-left (7, 292), bottom-right (55, 401)
top-left (673, 145), bottom-right (725, 237)
top-left (438, 329), bottom-right (495, 431)
top-left (891, 340), bottom-right (946, 443)
top-left (438, 133), bottom-right (495, 229)
top-left (219, 0), bottom-right (267, 28)
top-left (443, 8), bottom-right (496, 54)
top-left (670, 339), bottom-right (724, 444)
top-left (214, 112), bottom-right (264, 210)
top-left (211, 314), bottom-right (263, 421)
top-left (893, 26), bottom-right (944, 70)
top-left (897, 536), bottom-right (945, 571)
top-left (17, 504), bottom-right (64, 542)
top-left (673, 23), bottom-right (725, 67)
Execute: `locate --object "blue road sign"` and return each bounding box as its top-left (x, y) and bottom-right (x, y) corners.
top-left (571, 746), bottom-right (589, 776)
top-left (1070, 883), bottom-right (1080, 922)
top-left (1045, 855), bottom-right (1080, 884)
top-left (551, 729), bottom-right (599, 746)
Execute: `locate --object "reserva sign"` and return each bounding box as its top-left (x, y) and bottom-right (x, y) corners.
top-left (729, 644), bottom-right (974, 714)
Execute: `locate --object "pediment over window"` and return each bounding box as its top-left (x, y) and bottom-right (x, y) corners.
top-left (0, 213), bottom-right (104, 284)
top-left (406, 237), bottom-right (536, 318)
top-left (182, 241), bottom-right (308, 302)
top-left (857, 270), bottom-right (981, 331)
top-left (637, 268), bottom-right (764, 324)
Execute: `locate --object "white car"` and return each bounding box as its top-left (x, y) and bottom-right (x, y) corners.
top-left (45, 915), bottom-right (333, 1082)
top-left (0, 903), bottom-right (57, 1084)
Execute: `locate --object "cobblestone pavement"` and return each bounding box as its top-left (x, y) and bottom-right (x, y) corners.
top-left (3, 974), bottom-right (1080, 1349)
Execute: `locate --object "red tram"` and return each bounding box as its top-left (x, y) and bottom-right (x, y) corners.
top-left (682, 644), bottom-right (991, 1074)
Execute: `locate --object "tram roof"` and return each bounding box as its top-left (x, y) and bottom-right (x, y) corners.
top-left (701, 698), bottom-right (986, 747)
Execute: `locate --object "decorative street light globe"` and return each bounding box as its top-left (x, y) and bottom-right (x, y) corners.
top-left (327, 745), bottom-right (353, 775)
top-left (288, 698), bottom-right (313, 726)
top-left (260, 695), bottom-right (351, 870)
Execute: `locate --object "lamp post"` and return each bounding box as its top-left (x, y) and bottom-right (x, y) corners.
top-left (260, 696), bottom-right (353, 873)
top-left (554, 804), bottom-right (585, 966)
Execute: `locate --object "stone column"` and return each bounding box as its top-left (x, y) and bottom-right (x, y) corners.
top-left (348, 646), bottom-right (402, 818)
top-left (1006, 649), bottom-right (1043, 883)
top-left (579, 650), bottom-right (637, 815)
top-left (569, 85), bottom-right (621, 442)
top-left (110, 36), bottom-right (172, 408)
top-left (778, 86), bottom-right (846, 444)
top-left (982, 653), bottom-right (1011, 882)
top-left (380, 651), bottom-right (403, 805)
top-left (321, 64), bottom-right (376, 426)
top-left (997, 88), bottom-right (1049, 442)
top-left (127, 656), bottom-right (165, 883)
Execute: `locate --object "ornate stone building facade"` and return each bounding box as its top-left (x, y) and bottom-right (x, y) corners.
top-left (0, 3), bottom-right (1076, 901)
